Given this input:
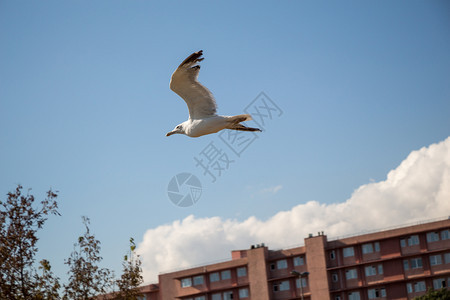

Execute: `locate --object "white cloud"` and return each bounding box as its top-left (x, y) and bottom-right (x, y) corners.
top-left (260, 185), bottom-right (283, 194)
top-left (137, 137), bottom-right (450, 283)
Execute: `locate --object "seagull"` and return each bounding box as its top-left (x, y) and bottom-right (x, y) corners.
top-left (166, 50), bottom-right (261, 138)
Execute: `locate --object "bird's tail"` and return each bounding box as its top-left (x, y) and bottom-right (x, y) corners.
top-left (226, 114), bottom-right (261, 132)
top-left (226, 114), bottom-right (253, 124)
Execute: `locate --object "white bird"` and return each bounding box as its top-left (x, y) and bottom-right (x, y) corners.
top-left (166, 50), bottom-right (261, 138)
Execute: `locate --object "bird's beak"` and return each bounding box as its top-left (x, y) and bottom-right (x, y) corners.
top-left (166, 131), bottom-right (175, 137)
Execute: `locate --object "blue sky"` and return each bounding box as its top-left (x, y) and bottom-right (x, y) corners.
top-left (1, 1), bottom-right (449, 283)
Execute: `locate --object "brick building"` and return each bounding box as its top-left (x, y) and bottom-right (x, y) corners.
top-left (136, 217), bottom-right (450, 300)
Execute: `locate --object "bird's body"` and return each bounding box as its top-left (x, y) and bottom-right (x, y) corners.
top-left (177, 117), bottom-right (228, 138)
top-left (175, 114), bottom-right (254, 137)
top-left (166, 50), bottom-right (261, 138)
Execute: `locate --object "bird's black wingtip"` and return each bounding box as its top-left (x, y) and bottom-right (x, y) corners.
top-left (179, 50), bottom-right (205, 67)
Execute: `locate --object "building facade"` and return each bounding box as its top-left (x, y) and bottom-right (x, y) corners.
top-left (138, 218), bottom-right (450, 300)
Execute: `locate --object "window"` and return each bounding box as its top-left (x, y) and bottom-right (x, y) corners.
top-left (223, 291), bottom-right (233, 300)
top-left (296, 277), bottom-right (307, 288)
top-left (362, 242), bottom-right (380, 254)
top-left (411, 257), bottom-right (423, 269)
top-left (378, 264), bottom-right (383, 275)
top-left (273, 283), bottom-right (278, 292)
top-left (294, 256), bottom-right (304, 266)
top-left (181, 277), bottom-right (192, 288)
top-left (332, 273), bottom-right (339, 282)
top-left (330, 250), bottom-right (336, 260)
top-left (433, 278), bottom-right (446, 289)
top-left (406, 283), bottom-right (413, 293)
top-left (335, 296), bottom-right (341, 300)
top-left (430, 254), bottom-right (442, 266)
top-left (374, 242), bottom-right (380, 252)
top-left (277, 259), bottom-right (287, 269)
top-left (348, 291), bottom-right (361, 300)
top-left (414, 281), bottom-right (426, 292)
top-left (195, 297), bottom-right (206, 300)
top-left (239, 288), bottom-right (249, 298)
top-left (210, 272), bottom-right (220, 282)
top-left (279, 280), bottom-right (290, 291)
top-left (212, 293), bottom-right (221, 300)
top-left (362, 243), bottom-right (374, 254)
top-left (274, 280), bottom-right (290, 292)
top-left (403, 259), bottom-right (409, 271)
top-left (192, 275), bottom-right (203, 285)
top-left (221, 270), bottom-right (231, 280)
top-left (270, 263), bottom-right (276, 270)
top-left (365, 266), bottom-right (377, 276)
top-left (441, 229), bottom-right (450, 240)
top-left (345, 269), bottom-right (357, 280)
top-left (408, 235), bottom-right (420, 246)
top-left (343, 247), bottom-right (355, 257)
top-left (368, 288), bottom-right (386, 299)
top-left (400, 238), bottom-right (406, 248)
top-left (237, 267), bottom-right (247, 277)
top-left (364, 264), bottom-right (382, 276)
top-left (445, 252), bottom-right (450, 264)
top-left (427, 232), bottom-right (440, 242)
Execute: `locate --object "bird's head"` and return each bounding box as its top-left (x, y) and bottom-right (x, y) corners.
top-left (166, 123), bottom-right (186, 137)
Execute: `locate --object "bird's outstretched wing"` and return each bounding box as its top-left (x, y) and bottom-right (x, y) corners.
top-left (170, 50), bottom-right (217, 119)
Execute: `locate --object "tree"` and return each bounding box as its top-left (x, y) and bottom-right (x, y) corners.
top-left (63, 216), bottom-right (113, 300)
top-left (114, 238), bottom-right (143, 300)
top-left (414, 287), bottom-right (450, 300)
top-left (34, 259), bottom-right (61, 300)
top-left (0, 185), bottom-right (60, 299)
